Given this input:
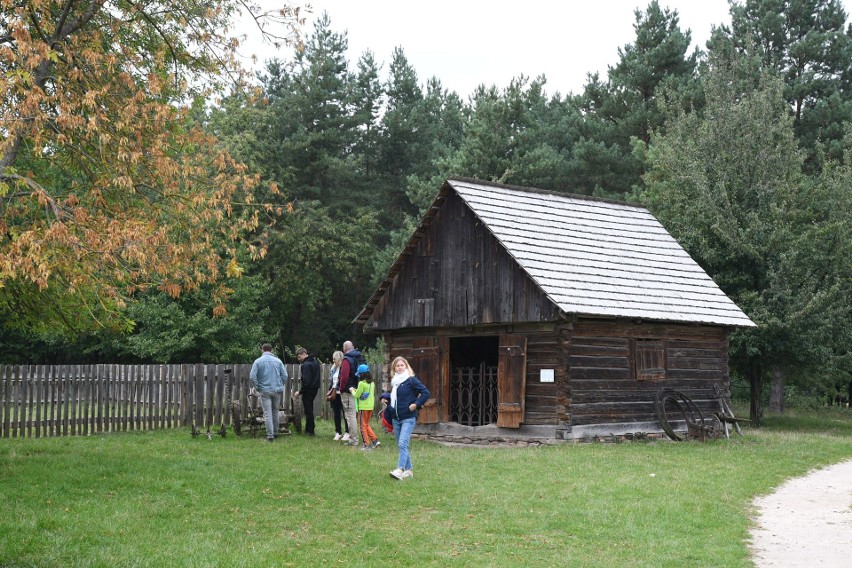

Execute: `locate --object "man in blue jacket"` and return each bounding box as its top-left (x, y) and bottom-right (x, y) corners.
top-left (249, 343), bottom-right (288, 442)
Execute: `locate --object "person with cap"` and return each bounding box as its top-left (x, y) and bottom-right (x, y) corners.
top-left (249, 343), bottom-right (288, 442)
top-left (294, 346), bottom-right (321, 436)
top-left (353, 364), bottom-right (379, 450)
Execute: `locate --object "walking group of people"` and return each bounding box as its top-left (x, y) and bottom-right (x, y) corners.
top-left (248, 340), bottom-right (430, 480)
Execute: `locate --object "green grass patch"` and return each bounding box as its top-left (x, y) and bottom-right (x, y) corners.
top-left (2, 410), bottom-right (852, 567)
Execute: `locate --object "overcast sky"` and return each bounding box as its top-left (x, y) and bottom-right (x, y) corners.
top-left (238, 0), bottom-right (852, 99)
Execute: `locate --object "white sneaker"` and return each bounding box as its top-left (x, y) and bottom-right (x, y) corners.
top-left (401, 469), bottom-right (414, 479)
top-left (341, 433), bottom-right (350, 442)
top-left (333, 433), bottom-right (342, 441)
top-left (389, 468), bottom-right (404, 480)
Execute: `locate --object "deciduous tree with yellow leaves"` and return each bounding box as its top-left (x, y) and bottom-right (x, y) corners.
top-left (0, 0), bottom-right (302, 334)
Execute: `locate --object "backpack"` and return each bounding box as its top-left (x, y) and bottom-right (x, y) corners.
top-left (343, 351), bottom-right (366, 389)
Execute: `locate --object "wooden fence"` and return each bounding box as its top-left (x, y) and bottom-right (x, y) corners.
top-left (0, 363), bottom-right (376, 439)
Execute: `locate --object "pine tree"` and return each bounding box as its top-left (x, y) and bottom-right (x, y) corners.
top-left (709, 0), bottom-right (852, 170)
top-left (571, 0), bottom-right (699, 197)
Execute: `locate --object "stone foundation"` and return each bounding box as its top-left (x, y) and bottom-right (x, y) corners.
top-left (412, 420), bottom-right (675, 446)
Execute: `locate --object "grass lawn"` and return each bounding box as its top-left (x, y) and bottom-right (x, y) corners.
top-left (2, 410), bottom-right (852, 567)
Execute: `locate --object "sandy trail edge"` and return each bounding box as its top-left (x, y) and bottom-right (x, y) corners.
top-left (749, 458), bottom-right (852, 567)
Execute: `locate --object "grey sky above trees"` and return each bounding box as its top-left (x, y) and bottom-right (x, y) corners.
top-left (240, 0), bottom-right (847, 98)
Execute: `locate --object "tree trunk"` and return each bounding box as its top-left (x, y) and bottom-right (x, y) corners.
top-left (768, 367), bottom-right (785, 414)
top-left (748, 359), bottom-right (763, 426)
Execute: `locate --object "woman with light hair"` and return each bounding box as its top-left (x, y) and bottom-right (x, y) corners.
top-left (386, 356), bottom-right (430, 480)
top-left (327, 350), bottom-right (349, 441)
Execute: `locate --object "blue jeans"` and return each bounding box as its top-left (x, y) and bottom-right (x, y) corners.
top-left (392, 417), bottom-right (416, 470)
top-left (259, 391), bottom-right (282, 439)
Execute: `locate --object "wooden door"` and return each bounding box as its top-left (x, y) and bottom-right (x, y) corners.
top-left (406, 337), bottom-right (441, 424)
top-left (497, 334), bottom-right (527, 428)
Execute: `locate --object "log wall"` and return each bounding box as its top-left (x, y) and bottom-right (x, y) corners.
top-left (565, 320), bottom-right (730, 426)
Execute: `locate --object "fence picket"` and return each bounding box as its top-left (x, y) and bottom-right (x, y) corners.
top-left (194, 364), bottom-right (204, 434)
top-left (124, 365), bottom-right (137, 432)
top-left (33, 366), bottom-right (41, 438)
top-left (102, 364), bottom-right (110, 433)
top-left (215, 364), bottom-right (224, 432)
top-left (164, 365), bottom-right (173, 429)
top-left (62, 365), bottom-right (71, 436)
top-left (233, 365), bottom-right (244, 428)
top-left (140, 366), bottom-right (147, 431)
top-left (146, 365), bottom-right (152, 430)
top-left (10, 367), bottom-right (19, 438)
top-left (118, 366), bottom-right (125, 432)
top-left (127, 365), bottom-right (134, 431)
top-left (119, 364), bottom-right (126, 432)
top-left (24, 366), bottom-right (31, 437)
top-left (155, 365), bottom-right (163, 430)
top-left (120, 365), bottom-right (127, 431)
top-left (152, 365), bottom-right (159, 431)
top-left (57, 365), bottom-right (64, 436)
top-left (108, 364), bottom-right (116, 433)
top-left (77, 365), bottom-right (85, 435)
top-left (132, 365), bottom-right (140, 432)
top-left (205, 365), bottom-right (214, 434)
top-left (44, 367), bottom-right (51, 438)
top-left (86, 366), bottom-right (93, 435)
top-left (1, 367), bottom-right (10, 438)
top-left (173, 364), bottom-right (181, 428)
top-left (69, 365), bottom-right (78, 436)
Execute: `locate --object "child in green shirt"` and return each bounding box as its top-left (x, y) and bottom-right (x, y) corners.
top-left (353, 364), bottom-right (379, 450)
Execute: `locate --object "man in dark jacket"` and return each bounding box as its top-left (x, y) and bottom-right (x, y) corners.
top-left (295, 347), bottom-right (321, 436)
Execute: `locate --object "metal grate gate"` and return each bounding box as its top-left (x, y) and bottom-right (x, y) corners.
top-left (449, 363), bottom-right (498, 426)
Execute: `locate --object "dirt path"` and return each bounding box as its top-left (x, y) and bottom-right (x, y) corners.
top-left (749, 458), bottom-right (852, 567)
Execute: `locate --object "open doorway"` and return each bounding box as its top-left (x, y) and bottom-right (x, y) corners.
top-left (449, 336), bottom-right (499, 426)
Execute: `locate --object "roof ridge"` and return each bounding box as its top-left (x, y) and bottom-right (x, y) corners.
top-left (447, 177), bottom-right (643, 208)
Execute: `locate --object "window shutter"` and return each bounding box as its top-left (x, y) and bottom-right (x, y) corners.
top-left (497, 334), bottom-right (527, 428)
top-left (408, 338), bottom-right (440, 424)
top-left (633, 339), bottom-right (666, 381)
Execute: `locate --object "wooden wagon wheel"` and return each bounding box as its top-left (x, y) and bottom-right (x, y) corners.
top-left (654, 388), bottom-right (708, 441)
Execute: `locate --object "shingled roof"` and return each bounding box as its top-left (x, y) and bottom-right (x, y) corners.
top-left (355, 178), bottom-right (755, 328)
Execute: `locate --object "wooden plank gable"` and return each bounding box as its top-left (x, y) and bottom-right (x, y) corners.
top-left (364, 191), bottom-right (560, 331)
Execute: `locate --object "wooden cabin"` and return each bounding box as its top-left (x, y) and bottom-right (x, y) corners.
top-left (354, 179), bottom-right (755, 441)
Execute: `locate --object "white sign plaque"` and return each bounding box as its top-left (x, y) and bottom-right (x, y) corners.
top-left (540, 369), bottom-right (554, 383)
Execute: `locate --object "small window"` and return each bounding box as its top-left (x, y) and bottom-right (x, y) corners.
top-left (633, 339), bottom-right (666, 381)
